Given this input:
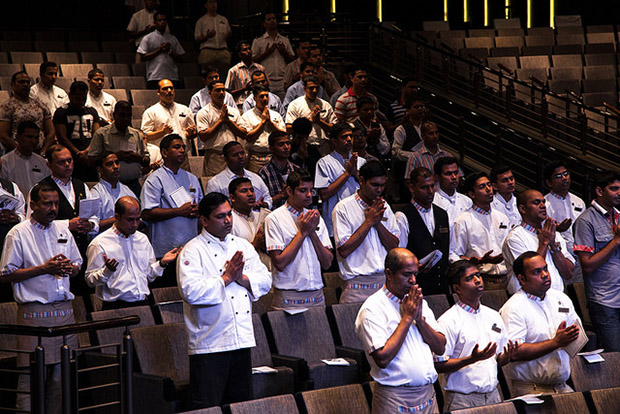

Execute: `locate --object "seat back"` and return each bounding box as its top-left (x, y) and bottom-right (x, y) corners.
top-left (552, 54), bottom-right (584, 67)
top-left (113, 76), bottom-right (147, 90)
top-left (151, 286), bottom-right (182, 303)
top-left (329, 303), bottom-right (364, 349)
top-left (469, 29), bottom-right (496, 38)
top-left (584, 53), bottom-right (616, 66)
top-left (131, 322), bottom-right (189, 385)
top-left (96, 63), bottom-right (131, 78)
top-left (266, 307), bottom-right (337, 360)
top-left (102, 89), bottom-right (129, 103)
top-left (590, 387), bottom-right (620, 414)
top-left (81, 52), bottom-right (115, 64)
top-left (465, 37), bottom-right (494, 50)
top-left (228, 394), bottom-right (299, 414)
top-left (130, 89), bottom-right (158, 107)
top-left (570, 352), bottom-right (620, 391)
top-left (495, 36), bottom-right (524, 49)
top-left (584, 65), bottom-right (616, 80)
top-left (525, 35), bottom-right (555, 47)
top-left (0, 63), bottom-right (23, 77)
top-left (156, 301), bottom-right (184, 324)
top-left (90, 305), bottom-right (155, 351)
top-left (46, 52), bottom-right (79, 64)
top-left (251, 313), bottom-right (273, 367)
top-left (550, 66), bottom-right (583, 80)
top-left (10, 52), bottom-right (43, 64)
top-left (424, 294), bottom-right (451, 318)
top-left (550, 392), bottom-right (590, 413)
top-left (0, 301), bottom-right (18, 350)
top-left (60, 64), bottom-right (93, 78)
top-left (519, 55), bottom-right (550, 69)
top-left (300, 384), bottom-right (369, 414)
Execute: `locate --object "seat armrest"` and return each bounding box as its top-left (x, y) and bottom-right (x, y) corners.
top-left (271, 354), bottom-right (309, 391)
top-left (336, 345), bottom-right (369, 372)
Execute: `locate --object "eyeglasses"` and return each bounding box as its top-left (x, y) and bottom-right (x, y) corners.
top-left (552, 171), bottom-right (570, 179)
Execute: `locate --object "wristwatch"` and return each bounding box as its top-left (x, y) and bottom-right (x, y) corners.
top-left (549, 243), bottom-right (562, 253)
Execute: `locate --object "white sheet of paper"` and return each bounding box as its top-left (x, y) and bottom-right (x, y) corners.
top-left (507, 394), bottom-right (544, 404)
top-left (0, 192), bottom-right (19, 211)
top-left (577, 348), bottom-right (604, 356)
top-left (170, 187), bottom-right (192, 208)
top-left (564, 319), bottom-right (589, 358)
top-left (284, 308), bottom-right (308, 315)
top-left (79, 198), bottom-right (101, 219)
top-left (321, 358), bottom-right (350, 366)
top-left (252, 366), bottom-right (279, 374)
top-left (419, 250), bottom-right (442, 271)
top-left (583, 353), bottom-right (605, 364)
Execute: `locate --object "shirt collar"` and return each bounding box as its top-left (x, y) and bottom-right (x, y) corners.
top-left (201, 228), bottom-right (231, 244)
top-left (438, 188), bottom-right (457, 203)
top-left (472, 204), bottom-right (491, 216)
top-left (494, 193), bottom-right (513, 206)
top-left (112, 225), bottom-right (130, 239)
top-left (457, 300), bottom-right (480, 314)
top-left (382, 285), bottom-right (401, 304)
top-left (520, 222), bottom-right (538, 234)
top-left (413, 200), bottom-right (431, 214)
top-left (285, 202), bottom-right (303, 217)
top-left (354, 192), bottom-right (369, 209)
top-left (592, 200), bottom-right (620, 224)
top-left (330, 151), bottom-right (351, 165)
top-left (14, 149), bottom-right (31, 160)
top-left (524, 291), bottom-right (543, 302)
top-left (233, 208), bottom-right (251, 220)
top-left (550, 192), bottom-right (568, 201)
top-left (225, 167), bottom-right (247, 179)
top-left (52, 175), bottom-right (71, 188)
top-left (420, 144), bottom-right (441, 155)
top-left (30, 217), bottom-right (51, 230)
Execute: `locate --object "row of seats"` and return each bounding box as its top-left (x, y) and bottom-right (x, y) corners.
top-left (0, 50), bottom-right (167, 64)
top-left (0, 39), bottom-right (199, 55)
top-left (0, 61), bottom-right (201, 78)
top-left (174, 385), bottom-right (620, 414)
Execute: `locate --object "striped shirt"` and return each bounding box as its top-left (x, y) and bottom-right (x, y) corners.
top-left (404, 145), bottom-right (453, 179)
top-left (225, 61), bottom-right (266, 105)
top-left (334, 88), bottom-right (378, 123)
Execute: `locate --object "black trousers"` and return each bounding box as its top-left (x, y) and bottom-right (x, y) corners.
top-left (189, 348), bottom-right (252, 409)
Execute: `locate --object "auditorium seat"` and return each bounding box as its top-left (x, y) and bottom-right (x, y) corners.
top-left (178, 63), bottom-right (201, 77)
top-left (152, 286), bottom-right (184, 324)
top-left (451, 290), bottom-right (510, 312)
top-left (131, 89), bottom-right (158, 107)
top-left (132, 105), bottom-right (145, 119)
top-left (72, 296), bottom-right (91, 347)
top-left (131, 63), bottom-right (146, 77)
top-left (590, 387), bottom-right (620, 414)
top-left (586, 24), bottom-right (615, 33)
top-left (556, 24), bottom-right (583, 35)
top-left (101, 41), bottom-right (133, 53)
top-left (0, 301), bottom-right (18, 352)
top-left (494, 36), bottom-right (524, 49)
top-left (34, 41), bottom-right (66, 52)
top-left (584, 65), bottom-right (616, 80)
top-left (583, 92), bottom-right (617, 107)
top-left (179, 408), bottom-right (222, 414)
top-left (323, 286), bottom-right (339, 307)
top-left (251, 291), bottom-right (273, 315)
top-left (519, 55), bottom-right (550, 69)
top-left (175, 89), bottom-right (194, 106)
top-left (459, 47), bottom-right (488, 63)
top-left (1, 41), bottom-right (34, 52)
top-left (55, 77), bottom-right (73, 91)
top-left (67, 41), bottom-right (100, 53)
top-left (114, 76), bottom-right (147, 90)
top-left (0, 53), bottom-right (8, 64)
top-left (102, 88), bottom-right (129, 103)
top-left (0, 90), bottom-right (9, 102)
top-left (423, 20), bottom-right (449, 32)
top-left (322, 272), bottom-right (345, 300)
top-left (549, 79), bottom-right (581, 95)
top-left (550, 392), bottom-right (590, 414)
top-left (584, 53), bottom-right (616, 66)
top-left (152, 287), bottom-right (182, 303)
top-left (96, 63), bottom-right (131, 77)
top-left (81, 52), bottom-right (115, 64)
top-left (299, 384), bottom-right (369, 414)
top-left (115, 52), bottom-right (135, 64)
top-left (10, 51), bottom-right (43, 64)
top-left (586, 32), bottom-right (616, 45)
top-left (131, 322), bottom-right (189, 413)
top-left (89, 305), bottom-right (155, 351)
top-left (228, 394), bottom-right (299, 414)
top-left (266, 307), bottom-right (360, 390)
top-left (516, 68), bottom-right (549, 83)
top-left (251, 314), bottom-right (295, 398)
top-left (550, 67), bottom-right (583, 80)
top-left (569, 352), bottom-right (620, 391)
top-left (490, 47), bottom-right (520, 58)
top-left (584, 43), bottom-right (615, 54)
top-left (465, 37), bottom-right (494, 50)
top-left (496, 28), bottom-right (524, 37)
top-left (60, 63), bottom-right (93, 78)
top-left (47, 52), bottom-right (79, 64)
top-left (524, 35), bottom-right (555, 47)
top-left (552, 54), bottom-right (584, 67)
top-left (566, 283), bottom-right (592, 329)
top-left (583, 79), bottom-right (616, 93)
top-left (439, 30), bottom-right (466, 40)
top-left (487, 56), bottom-right (518, 73)
top-left (553, 44), bottom-right (583, 55)
top-left (435, 38), bottom-right (464, 52)
top-left (556, 34), bottom-right (585, 46)
top-left (0, 63), bottom-right (23, 77)
top-left (469, 29), bottom-right (496, 38)
top-left (327, 303), bottom-right (364, 351)
top-left (449, 401), bottom-right (517, 413)
top-left (425, 294), bottom-right (451, 318)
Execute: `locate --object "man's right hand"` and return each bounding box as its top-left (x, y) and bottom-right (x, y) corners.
top-left (178, 201), bottom-right (199, 218)
top-left (298, 210), bottom-right (320, 236)
top-left (162, 124), bottom-right (174, 135)
top-left (345, 153), bottom-right (358, 177)
top-left (222, 251), bottom-right (244, 285)
top-left (103, 254), bottom-right (119, 272)
top-left (538, 218), bottom-right (557, 248)
top-left (42, 254), bottom-right (69, 277)
top-left (364, 198), bottom-right (386, 227)
top-left (553, 320), bottom-right (580, 348)
top-left (401, 284), bottom-right (423, 322)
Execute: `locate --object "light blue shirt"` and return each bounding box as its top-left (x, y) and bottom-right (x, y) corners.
top-left (282, 80), bottom-right (328, 113)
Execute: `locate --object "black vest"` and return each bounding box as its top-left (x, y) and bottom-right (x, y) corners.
top-left (41, 176), bottom-right (88, 250)
top-left (0, 178), bottom-right (16, 250)
top-left (400, 202), bottom-right (450, 295)
top-left (401, 120), bottom-right (421, 152)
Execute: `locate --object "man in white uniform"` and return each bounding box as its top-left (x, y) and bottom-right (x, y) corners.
top-left (177, 192), bottom-right (271, 409)
top-left (85, 69), bottom-right (117, 126)
top-left (355, 248), bottom-right (446, 414)
top-left (29, 62), bottom-right (68, 115)
top-left (491, 166), bottom-right (521, 228)
top-left (432, 156), bottom-right (471, 232)
top-left (194, 0), bottom-right (232, 77)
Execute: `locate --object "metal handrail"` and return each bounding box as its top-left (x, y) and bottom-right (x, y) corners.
top-left (0, 316), bottom-right (140, 337)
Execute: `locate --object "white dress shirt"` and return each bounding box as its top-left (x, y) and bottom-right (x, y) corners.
top-left (251, 32), bottom-right (294, 95)
top-left (141, 101), bottom-right (195, 147)
top-left (0, 181), bottom-right (25, 222)
top-left (436, 302), bottom-right (508, 394)
top-left (502, 223), bottom-right (574, 294)
top-left (433, 189), bottom-right (472, 233)
top-left (29, 83), bottom-right (68, 115)
top-left (194, 13), bottom-right (231, 50)
top-left (86, 91), bottom-right (117, 124)
top-left (491, 193), bottom-right (521, 229)
top-left (127, 8), bottom-right (169, 46)
top-left (196, 103), bottom-right (248, 152)
top-left (241, 107), bottom-right (285, 154)
top-left (265, 203), bottom-right (332, 291)
top-left (333, 192), bottom-right (399, 279)
top-left (189, 88), bottom-right (236, 116)
top-left (544, 192), bottom-right (586, 251)
top-left (0, 150), bottom-right (50, 196)
top-left (500, 289), bottom-right (579, 385)
top-left (136, 30), bottom-right (185, 81)
top-left (355, 286), bottom-right (442, 386)
top-left (242, 92), bottom-right (285, 118)
top-left (177, 230), bottom-right (272, 354)
top-left (85, 226), bottom-right (164, 302)
top-left (285, 96), bottom-right (336, 145)
top-left (394, 202), bottom-right (437, 246)
top-left (1, 219), bottom-right (82, 304)
top-left (91, 179), bottom-right (136, 221)
top-left (314, 151), bottom-right (366, 237)
top-left (450, 206), bottom-right (511, 275)
top-left (231, 208), bottom-right (269, 243)
top-left (140, 165), bottom-right (203, 257)
top-left (205, 167), bottom-right (272, 209)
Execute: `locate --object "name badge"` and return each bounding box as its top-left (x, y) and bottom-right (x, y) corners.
top-left (104, 103), bottom-right (111, 106)
top-left (32, 167), bottom-right (41, 173)
top-left (58, 238), bottom-right (68, 244)
top-left (558, 307), bottom-right (569, 313)
top-left (179, 113), bottom-right (187, 118)
top-left (574, 207), bottom-right (583, 212)
top-left (491, 323), bottom-right (502, 333)
top-left (499, 223), bottom-right (507, 229)
top-left (439, 226), bottom-right (449, 234)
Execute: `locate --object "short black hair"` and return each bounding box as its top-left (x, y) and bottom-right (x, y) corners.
top-left (446, 260), bottom-right (477, 290)
top-left (208, 79), bottom-right (224, 92)
top-left (69, 81), bottom-right (88, 94)
top-left (268, 130), bottom-right (288, 147)
top-left (409, 167), bottom-right (434, 184)
top-left (11, 71), bottom-right (29, 84)
top-left (199, 192), bottom-right (230, 218)
top-left (490, 165), bottom-right (512, 183)
top-left (160, 134), bottom-right (183, 151)
top-left (359, 160), bottom-right (386, 181)
top-left (30, 183), bottom-right (58, 203)
top-left (286, 169), bottom-right (313, 192)
top-left (87, 68), bottom-right (104, 79)
top-left (594, 171), bottom-right (620, 192)
top-left (329, 122), bottom-right (352, 140)
top-left (45, 144), bottom-right (69, 161)
top-left (292, 118), bottom-right (312, 135)
top-left (356, 96), bottom-right (375, 110)
top-left (222, 141), bottom-right (243, 158)
top-left (201, 66), bottom-right (218, 78)
top-left (96, 151), bottom-right (117, 168)
top-left (543, 160), bottom-right (568, 181)
top-left (303, 75), bottom-right (319, 87)
top-left (252, 84), bottom-right (270, 97)
top-left (114, 100), bottom-right (132, 113)
top-left (228, 177), bottom-right (252, 196)
top-left (513, 251), bottom-right (541, 282)
top-left (153, 10), bottom-right (167, 21)
top-left (433, 156), bottom-right (459, 176)
top-left (16, 121), bottom-right (40, 136)
top-left (300, 61), bottom-right (315, 73)
top-left (462, 172), bottom-right (488, 195)
top-left (39, 61), bottom-right (58, 75)
top-left (235, 40), bottom-right (251, 54)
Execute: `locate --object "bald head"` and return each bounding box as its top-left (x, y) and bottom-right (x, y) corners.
top-left (385, 248), bottom-right (417, 275)
top-left (115, 196), bottom-right (140, 216)
top-left (517, 189), bottom-right (542, 208)
top-left (114, 196), bottom-right (141, 236)
top-left (384, 248), bottom-right (419, 299)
